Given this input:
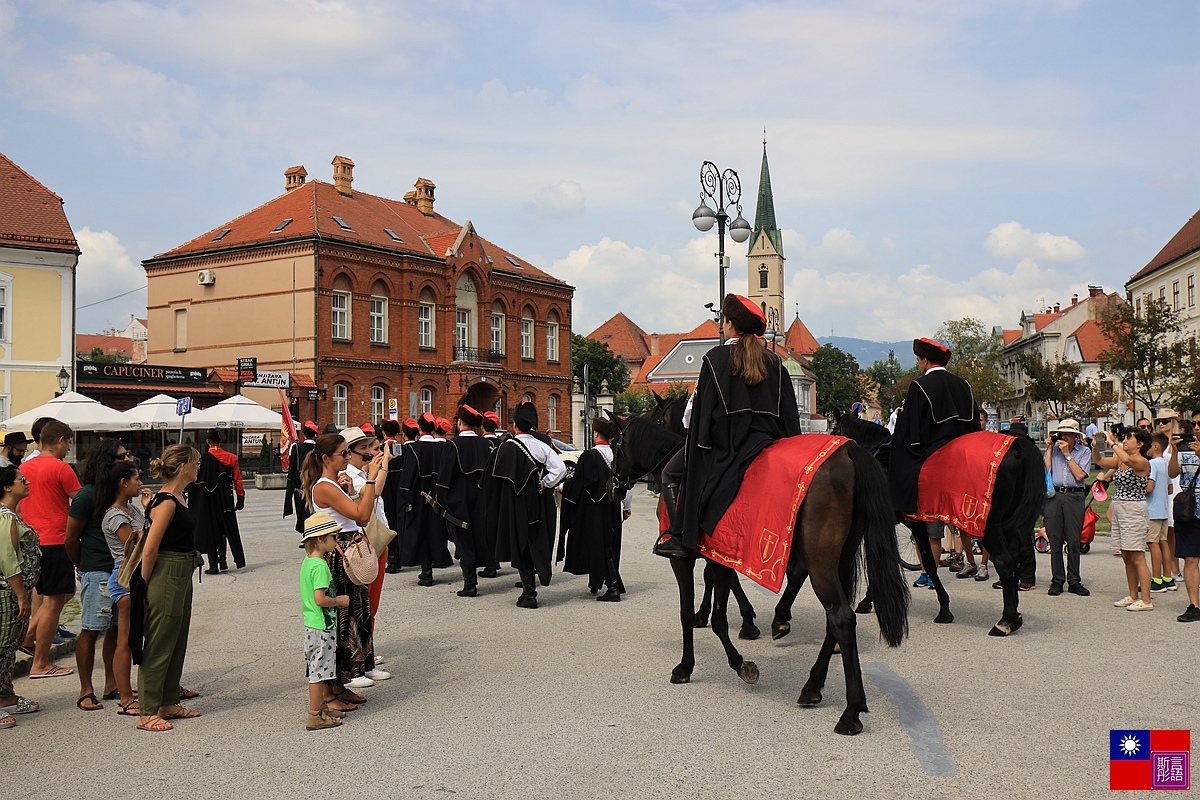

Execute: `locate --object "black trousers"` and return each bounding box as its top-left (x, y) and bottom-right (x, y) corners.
top-left (1044, 490), bottom-right (1085, 587)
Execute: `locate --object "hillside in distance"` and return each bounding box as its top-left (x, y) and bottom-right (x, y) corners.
top-left (816, 337), bottom-right (917, 370)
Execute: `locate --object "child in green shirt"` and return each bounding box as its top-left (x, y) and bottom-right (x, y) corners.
top-left (300, 512), bottom-right (348, 731)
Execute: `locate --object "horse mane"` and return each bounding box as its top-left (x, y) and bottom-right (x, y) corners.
top-left (836, 413), bottom-right (892, 451)
top-left (620, 415), bottom-right (684, 477)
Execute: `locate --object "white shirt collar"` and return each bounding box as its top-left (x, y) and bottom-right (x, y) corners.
top-left (924, 365), bottom-right (947, 374)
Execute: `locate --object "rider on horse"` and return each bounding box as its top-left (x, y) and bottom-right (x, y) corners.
top-left (653, 293), bottom-right (802, 558)
top-left (890, 337), bottom-right (981, 576)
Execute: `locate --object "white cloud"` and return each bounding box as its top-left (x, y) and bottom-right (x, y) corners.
top-left (525, 181), bottom-right (584, 219)
top-left (810, 228), bottom-right (871, 268)
top-left (74, 227), bottom-right (147, 333)
top-left (985, 221), bottom-right (1086, 262)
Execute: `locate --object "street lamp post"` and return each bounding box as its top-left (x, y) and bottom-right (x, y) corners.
top-left (692, 162), bottom-right (751, 341)
top-left (764, 307), bottom-right (784, 352)
top-left (55, 365), bottom-right (70, 397)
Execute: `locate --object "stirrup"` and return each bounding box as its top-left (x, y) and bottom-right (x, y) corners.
top-left (652, 533), bottom-right (689, 559)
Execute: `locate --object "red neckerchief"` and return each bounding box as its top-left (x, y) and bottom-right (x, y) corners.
top-left (594, 438), bottom-right (609, 445)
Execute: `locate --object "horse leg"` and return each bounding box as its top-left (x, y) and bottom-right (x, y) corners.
top-left (912, 522), bottom-right (953, 623)
top-left (730, 575), bottom-right (760, 640)
top-left (705, 561), bottom-right (758, 684)
top-left (669, 556), bottom-right (697, 683)
top-left (854, 584), bottom-right (873, 615)
top-left (985, 529), bottom-right (1023, 637)
top-left (694, 569), bottom-right (713, 629)
top-left (772, 567), bottom-right (808, 639)
top-left (797, 626), bottom-right (837, 708)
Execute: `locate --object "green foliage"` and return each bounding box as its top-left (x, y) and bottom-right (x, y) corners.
top-left (1097, 298), bottom-right (1186, 412)
top-left (1015, 352), bottom-right (1112, 420)
top-left (864, 350), bottom-right (904, 409)
top-left (807, 344), bottom-right (862, 417)
top-left (571, 333), bottom-right (630, 398)
top-left (79, 346), bottom-right (130, 364)
top-left (1163, 338), bottom-right (1200, 415)
top-left (934, 317), bottom-right (1010, 406)
top-left (615, 387), bottom-right (653, 415)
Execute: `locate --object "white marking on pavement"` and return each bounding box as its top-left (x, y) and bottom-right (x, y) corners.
top-left (864, 661), bottom-right (957, 777)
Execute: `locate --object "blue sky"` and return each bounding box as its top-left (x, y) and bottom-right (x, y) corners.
top-left (2, 0), bottom-right (1198, 343)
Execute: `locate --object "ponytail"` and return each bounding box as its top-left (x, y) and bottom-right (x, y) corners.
top-left (730, 334), bottom-right (768, 386)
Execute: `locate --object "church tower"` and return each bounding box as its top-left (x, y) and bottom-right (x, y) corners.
top-left (746, 138), bottom-right (784, 334)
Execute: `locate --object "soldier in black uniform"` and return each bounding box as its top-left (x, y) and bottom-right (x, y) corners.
top-left (890, 337), bottom-right (980, 581)
top-left (433, 404), bottom-right (496, 598)
top-left (559, 416), bottom-right (627, 601)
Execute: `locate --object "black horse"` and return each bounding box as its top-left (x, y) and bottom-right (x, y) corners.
top-left (829, 413), bottom-right (1045, 636)
top-left (609, 412), bottom-right (909, 735)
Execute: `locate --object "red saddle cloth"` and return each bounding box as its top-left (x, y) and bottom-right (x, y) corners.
top-left (909, 431), bottom-right (1014, 539)
top-left (688, 434), bottom-right (849, 593)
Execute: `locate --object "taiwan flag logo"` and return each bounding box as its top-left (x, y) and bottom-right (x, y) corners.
top-left (1110, 729), bottom-right (1190, 790)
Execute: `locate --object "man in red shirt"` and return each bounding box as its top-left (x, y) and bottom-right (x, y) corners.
top-left (20, 419), bottom-right (82, 678)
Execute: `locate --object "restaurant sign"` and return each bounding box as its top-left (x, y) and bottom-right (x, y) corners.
top-left (77, 361), bottom-right (209, 385)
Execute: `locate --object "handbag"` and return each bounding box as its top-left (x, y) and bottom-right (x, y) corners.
top-left (336, 531), bottom-right (378, 586)
top-left (117, 494), bottom-right (166, 589)
top-left (364, 513), bottom-right (396, 556)
top-left (1173, 471), bottom-right (1198, 524)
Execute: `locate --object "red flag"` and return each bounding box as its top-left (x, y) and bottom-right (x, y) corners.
top-left (278, 389), bottom-right (297, 471)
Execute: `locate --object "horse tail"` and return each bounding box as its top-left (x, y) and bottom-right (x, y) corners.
top-left (848, 443), bottom-right (909, 647)
top-left (1010, 436), bottom-right (1047, 531)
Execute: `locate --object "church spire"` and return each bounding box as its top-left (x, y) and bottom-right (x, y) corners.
top-left (751, 136), bottom-right (782, 255)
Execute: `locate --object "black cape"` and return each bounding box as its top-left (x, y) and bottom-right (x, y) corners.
top-left (679, 344), bottom-right (802, 545)
top-left (486, 438), bottom-right (554, 585)
top-left (433, 435), bottom-right (496, 571)
top-left (396, 440), bottom-right (453, 568)
top-left (558, 448), bottom-right (622, 590)
top-left (283, 440), bottom-right (315, 534)
top-left (190, 451), bottom-right (239, 557)
top-left (889, 367), bottom-right (980, 513)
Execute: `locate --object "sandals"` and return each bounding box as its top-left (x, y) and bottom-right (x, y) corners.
top-left (117, 700), bottom-right (140, 716)
top-left (160, 705), bottom-right (201, 720)
top-left (28, 665), bottom-right (73, 679)
top-left (0, 714), bottom-right (14, 729)
top-left (76, 692), bottom-right (104, 711)
top-left (137, 715), bottom-right (174, 732)
top-left (336, 690), bottom-right (366, 704)
top-left (179, 688), bottom-right (199, 700)
top-left (8, 697), bottom-right (39, 714)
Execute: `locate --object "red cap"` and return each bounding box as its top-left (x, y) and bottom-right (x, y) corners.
top-left (484, 411), bottom-right (501, 425)
top-left (736, 295), bottom-right (767, 328)
top-left (435, 417), bottom-right (452, 433)
top-left (462, 404), bottom-right (481, 418)
top-left (360, 423), bottom-right (375, 436)
top-left (403, 417), bottom-right (418, 428)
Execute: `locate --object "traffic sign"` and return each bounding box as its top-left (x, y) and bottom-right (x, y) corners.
top-left (176, 397), bottom-right (192, 416)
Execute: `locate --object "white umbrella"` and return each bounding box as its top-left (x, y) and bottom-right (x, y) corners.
top-left (1, 391), bottom-right (131, 433)
top-left (188, 394), bottom-right (283, 430)
top-left (123, 393), bottom-right (199, 429)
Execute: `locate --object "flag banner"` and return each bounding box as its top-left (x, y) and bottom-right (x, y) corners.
top-left (1110, 729), bottom-right (1190, 791)
top-left (278, 389), bottom-right (297, 472)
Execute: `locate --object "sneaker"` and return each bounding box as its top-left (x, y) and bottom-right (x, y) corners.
top-left (912, 573), bottom-right (931, 588)
top-left (344, 676), bottom-right (375, 689)
top-left (1018, 583), bottom-right (1036, 592)
top-left (1113, 596), bottom-right (1135, 607)
top-left (992, 580), bottom-right (1003, 589)
top-left (364, 669), bottom-right (391, 681)
top-left (1067, 583), bottom-right (1090, 596)
top-left (1126, 599), bottom-right (1154, 612)
top-left (55, 627), bottom-right (76, 640)
top-left (306, 710), bottom-right (342, 731)
top-left (1177, 605), bottom-right (1200, 623)
top-left (1150, 579), bottom-right (1168, 593)
top-left (373, 656), bottom-right (385, 665)
top-left (1163, 578), bottom-right (1178, 592)
top-left (974, 566), bottom-right (990, 582)
top-left (955, 564), bottom-right (978, 579)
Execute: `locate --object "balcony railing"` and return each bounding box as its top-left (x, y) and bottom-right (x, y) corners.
top-left (453, 347), bottom-right (504, 364)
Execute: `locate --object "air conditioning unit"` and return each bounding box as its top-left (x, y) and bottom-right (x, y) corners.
top-left (197, 269), bottom-right (216, 286)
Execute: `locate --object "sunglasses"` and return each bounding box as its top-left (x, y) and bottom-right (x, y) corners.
top-left (114, 452), bottom-right (132, 461)
top-left (1138, 424), bottom-right (1152, 430)
top-left (336, 449), bottom-right (351, 458)
top-left (1156, 419), bottom-right (1174, 425)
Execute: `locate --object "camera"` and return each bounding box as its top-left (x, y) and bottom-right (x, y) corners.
top-left (1050, 431), bottom-right (1062, 442)
top-left (1179, 433), bottom-right (1195, 446)
top-left (391, 442), bottom-right (403, 456)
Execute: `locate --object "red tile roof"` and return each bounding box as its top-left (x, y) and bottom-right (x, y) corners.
top-left (0, 152), bottom-right (79, 254)
top-left (634, 333), bottom-right (688, 384)
top-left (783, 316), bottom-right (819, 355)
top-left (1129, 208), bottom-right (1200, 284)
top-left (1068, 318), bottom-right (1111, 362)
top-left (76, 334), bottom-right (132, 358)
top-left (148, 179), bottom-right (566, 286)
top-left (588, 313), bottom-right (651, 364)
top-left (1002, 329), bottom-right (1022, 345)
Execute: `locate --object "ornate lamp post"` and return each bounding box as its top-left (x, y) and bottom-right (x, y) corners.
top-left (692, 162), bottom-right (751, 341)
top-left (764, 307), bottom-right (784, 352)
top-left (55, 365), bottom-right (70, 397)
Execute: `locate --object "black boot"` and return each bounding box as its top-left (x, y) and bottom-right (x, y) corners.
top-left (457, 581), bottom-right (478, 598)
top-left (516, 571), bottom-right (537, 608)
top-left (418, 569), bottom-right (434, 587)
top-left (597, 583), bottom-right (621, 602)
top-left (652, 484), bottom-right (689, 558)
top-left (478, 567), bottom-right (498, 578)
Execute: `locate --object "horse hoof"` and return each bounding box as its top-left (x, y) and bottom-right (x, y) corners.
top-left (854, 600), bottom-right (872, 615)
top-left (693, 616), bottom-right (709, 629)
top-left (835, 715), bottom-right (864, 736)
top-left (738, 623), bottom-right (761, 641)
top-left (771, 621), bottom-right (791, 640)
top-left (797, 688), bottom-right (822, 706)
top-left (988, 614), bottom-right (1022, 637)
top-left (933, 610), bottom-right (954, 624)
top-left (738, 661), bottom-right (759, 685)
top-left (670, 670), bottom-right (692, 684)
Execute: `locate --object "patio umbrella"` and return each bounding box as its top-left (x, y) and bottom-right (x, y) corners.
top-left (1, 391), bottom-right (131, 433)
top-left (188, 394), bottom-right (283, 430)
top-left (122, 393), bottom-right (203, 429)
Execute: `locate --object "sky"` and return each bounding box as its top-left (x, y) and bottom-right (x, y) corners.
top-left (2, 0), bottom-right (1199, 344)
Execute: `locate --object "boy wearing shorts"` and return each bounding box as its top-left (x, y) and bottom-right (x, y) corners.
top-left (301, 512), bottom-right (348, 731)
top-left (1147, 434), bottom-right (1176, 592)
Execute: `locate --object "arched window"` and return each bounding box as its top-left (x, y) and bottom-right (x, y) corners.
top-left (418, 288), bottom-right (436, 349)
top-left (546, 310), bottom-right (560, 363)
top-left (454, 273), bottom-right (478, 359)
top-left (331, 275), bottom-right (352, 340)
top-left (520, 306), bottom-right (535, 360)
top-left (332, 383), bottom-right (349, 428)
top-left (371, 385), bottom-right (385, 424)
top-left (370, 281), bottom-right (388, 344)
top-left (490, 300), bottom-right (506, 356)
top-left (758, 263), bottom-right (768, 289)
top-left (420, 387), bottom-right (433, 414)
top-left (547, 395), bottom-right (558, 431)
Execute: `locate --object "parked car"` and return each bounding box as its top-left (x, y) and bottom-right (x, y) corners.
top-left (552, 438), bottom-right (580, 480)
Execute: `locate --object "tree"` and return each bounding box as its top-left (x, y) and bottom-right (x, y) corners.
top-left (807, 344), bottom-right (862, 418)
top-left (864, 349), bottom-right (903, 409)
top-left (1163, 338), bottom-right (1200, 416)
top-left (570, 333), bottom-right (630, 398)
top-left (934, 317), bottom-right (1010, 406)
top-left (78, 346), bottom-right (130, 364)
top-left (1097, 297), bottom-right (1187, 413)
top-left (1015, 353), bottom-right (1113, 421)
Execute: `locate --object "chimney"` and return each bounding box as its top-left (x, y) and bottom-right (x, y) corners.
top-left (1023, 312), bottom-right (1036, 336)
top-left (1088, 285), bottom-right (1104, 298)
top-left (331, 155), bottom-right (354, 197)
top-left (1053, 302), bottom-right (1060, 313)
top-left (412, 177), bottom-right (436, 216)
top-left (649, 334), bottom-right (660, 356)
top-left (284, 165), bottom-right (307, 192)
top-left (1071, 293), bottom-right (1078, 305)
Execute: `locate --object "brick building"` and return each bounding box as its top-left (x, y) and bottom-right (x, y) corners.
top-left (143, 157), bottom-right (575, 437)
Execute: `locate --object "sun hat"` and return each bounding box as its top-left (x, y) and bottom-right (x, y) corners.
top-left (302, 511), bottom-right (341, 542)
top-left (339, 426), bottom-right (371, 447)
top-left (1055, 418), bottom-right (1082, 435)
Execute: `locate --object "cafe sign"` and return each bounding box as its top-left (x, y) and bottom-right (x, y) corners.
top-left (243, 370), bottom-right (290, 389)
top-left (77, 361), bottom-right (209, 385)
